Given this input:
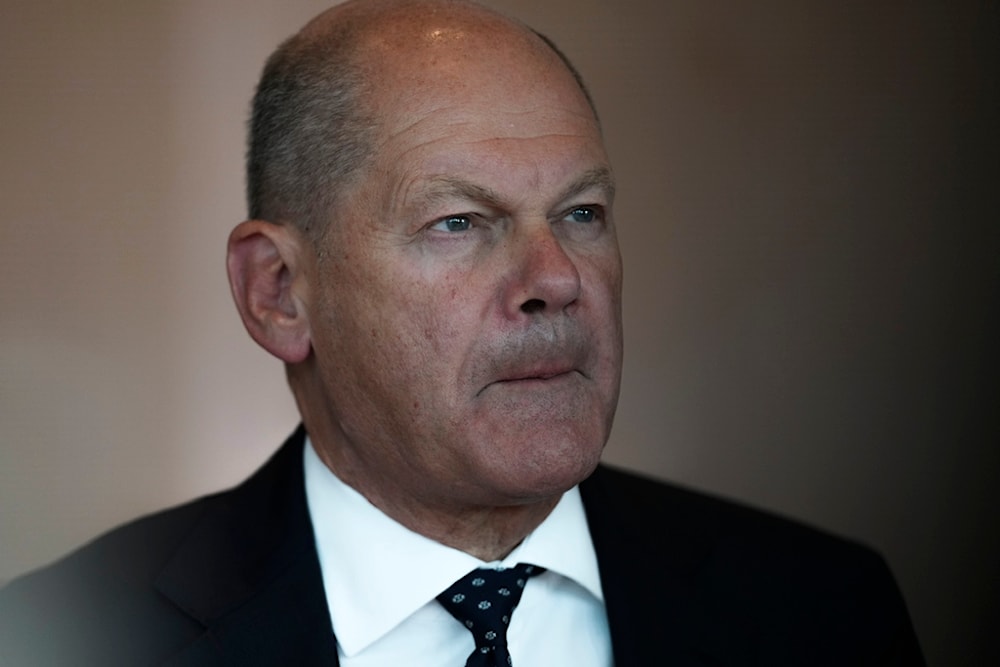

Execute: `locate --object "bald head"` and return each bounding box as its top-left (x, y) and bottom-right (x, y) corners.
top-left (246, 0), bottom-right (596, 239)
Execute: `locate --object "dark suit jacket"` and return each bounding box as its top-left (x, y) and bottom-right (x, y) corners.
top-left (0, 427), bottom-right (924, 665)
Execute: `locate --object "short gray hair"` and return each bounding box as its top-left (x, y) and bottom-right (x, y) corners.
top-left (246, 22), bottom-right (374, 240)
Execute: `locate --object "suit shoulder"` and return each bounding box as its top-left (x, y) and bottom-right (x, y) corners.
top-left (0, 493), bottom-right (221, 664)
top-left (5, 492), bottom-right (217, 591)
top-left (585, 463), bottom-right (874, 560)
top-left (582, 464), bottom-right (924, 663)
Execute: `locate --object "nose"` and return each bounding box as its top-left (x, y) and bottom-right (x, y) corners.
top-left (504, 223), bottom-right (582, 318)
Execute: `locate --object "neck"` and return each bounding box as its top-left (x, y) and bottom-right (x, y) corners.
top-left (312, 440), bottom-right (560, 562)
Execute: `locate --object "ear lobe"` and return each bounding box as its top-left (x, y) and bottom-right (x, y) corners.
top-left (226, 220), bottom-right (312, 364)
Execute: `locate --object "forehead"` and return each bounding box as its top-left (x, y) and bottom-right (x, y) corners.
top-left (348, 6), bottom-right (605, 192)
top-left (353, 5), bottom-right (594, 126)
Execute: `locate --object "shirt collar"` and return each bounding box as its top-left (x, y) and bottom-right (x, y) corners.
top-left (303, 436), bottom-right (604, 657)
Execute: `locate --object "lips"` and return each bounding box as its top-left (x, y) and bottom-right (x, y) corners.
top-left (497, 365), bottom-right (577, 383)
top-left (475, 359), bottom-right (584, 397)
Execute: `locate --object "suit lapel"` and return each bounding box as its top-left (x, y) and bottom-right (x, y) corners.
top-left (144, 436), bottom-right (758, 664)
top-left (581, 465), bottom-right (755, 666)
top-left (154, 427), bottom-right (339, 666)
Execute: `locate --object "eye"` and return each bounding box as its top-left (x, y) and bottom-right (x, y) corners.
top-left (430, 214), bottom-right (472, 232)
top-left (566, 206), bottom-right (598, 223)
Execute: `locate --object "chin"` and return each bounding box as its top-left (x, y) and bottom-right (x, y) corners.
top-left (482, 432), bottom-right (606, 503)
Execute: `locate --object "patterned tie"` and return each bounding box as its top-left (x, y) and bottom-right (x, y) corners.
top-left (436, 563), bottom-right (545, 667)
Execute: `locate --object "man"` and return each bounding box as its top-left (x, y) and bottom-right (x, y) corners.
top-left (0, 0), bottom-right (924, 664)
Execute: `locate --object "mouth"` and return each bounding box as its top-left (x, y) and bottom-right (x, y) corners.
top-left (500, 367), bottom-right (577, 383)
top-left (477, 366), bottom-right (582, 396)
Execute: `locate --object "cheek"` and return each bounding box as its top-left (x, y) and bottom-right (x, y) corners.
top-left (346, 270), bottom-right (475, 397)
top-left (579, 252), bottom-right (624, 385)
top-left (392, 266), bottom-right (486, 354)
top-left (582, 250), bottom-right (623, 318)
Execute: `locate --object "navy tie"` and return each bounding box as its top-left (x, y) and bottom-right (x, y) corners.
top-left (436, 563), bottom-right (545, 667)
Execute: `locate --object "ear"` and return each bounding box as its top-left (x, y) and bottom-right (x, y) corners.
top-left (226, 220), bottom-right (312, 364)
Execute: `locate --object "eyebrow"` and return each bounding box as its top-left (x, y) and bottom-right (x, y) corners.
top-left (560, 166), bottom-right (616, 205)
top-left (420, 178), bottom-right (506, 209)
top-left (418, 166), bottom-right (616, 210)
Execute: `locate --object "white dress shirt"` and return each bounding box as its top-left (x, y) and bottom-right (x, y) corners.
top-left (303, 438), bottom-right (613, 666)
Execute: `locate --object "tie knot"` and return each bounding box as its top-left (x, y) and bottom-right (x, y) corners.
top-left (437, 563), bottom-right (545, 667)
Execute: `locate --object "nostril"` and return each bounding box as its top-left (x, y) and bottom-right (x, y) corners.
top-left (520, 298), bottom-right (546, 314)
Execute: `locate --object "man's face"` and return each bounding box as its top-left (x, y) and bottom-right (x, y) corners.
top-left (303, 21), bottom-right (622, 513)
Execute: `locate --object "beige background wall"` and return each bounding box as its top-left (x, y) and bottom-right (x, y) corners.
top-left (1, 1), bottom-right (996, 664)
